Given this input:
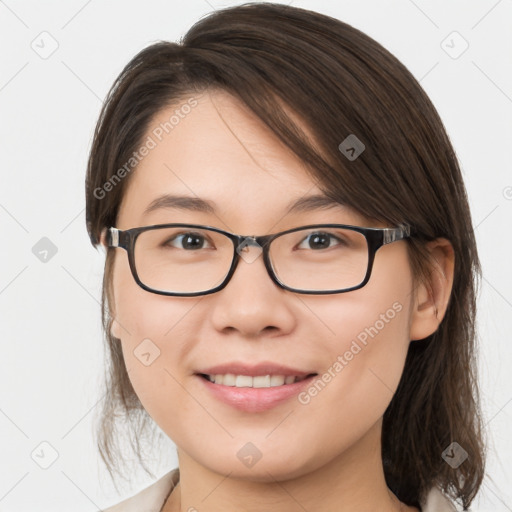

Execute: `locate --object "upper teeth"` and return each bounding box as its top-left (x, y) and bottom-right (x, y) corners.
top-left (207, 374), bottom-right (299, 387)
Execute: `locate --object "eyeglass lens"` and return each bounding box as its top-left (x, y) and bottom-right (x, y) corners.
top-left (133, 226), bottom-right (369, 294)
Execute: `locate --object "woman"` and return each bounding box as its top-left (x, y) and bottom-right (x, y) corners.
top-left (85, 3), bottom-right (485, 511)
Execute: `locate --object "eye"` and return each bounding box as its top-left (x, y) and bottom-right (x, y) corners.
top-left (296, 231), bottom-right (346, 251)
top-left (163, 232), bottom-right (214, 251)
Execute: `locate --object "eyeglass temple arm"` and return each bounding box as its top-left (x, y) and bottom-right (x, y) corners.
top-left (382, 224), bottom-right (411, 245)
top-left (107, 227), bottom-right (120, 247)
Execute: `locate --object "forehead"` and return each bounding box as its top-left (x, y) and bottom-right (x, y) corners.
top-left (116, 90), bottom-right (367, 229)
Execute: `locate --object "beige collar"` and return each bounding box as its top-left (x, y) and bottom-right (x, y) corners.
top-left (102, 468), bottom-right (460, 512)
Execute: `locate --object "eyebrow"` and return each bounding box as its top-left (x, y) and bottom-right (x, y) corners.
top-left (142, 193), bottom-right (345, 217)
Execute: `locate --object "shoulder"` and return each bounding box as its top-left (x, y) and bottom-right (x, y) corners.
top-left (102, 468), bottom-right (179, 512)
top-left (421, 486), bottom-right (466, 512)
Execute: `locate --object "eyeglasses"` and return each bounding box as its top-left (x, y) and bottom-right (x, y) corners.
top-left (106, 222), bottom-right (411, 296)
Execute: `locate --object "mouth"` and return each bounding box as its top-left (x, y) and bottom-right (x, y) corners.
top-left (197, 373), bottom-right (317, 388)
top-left (194, 364), bottom-right (319, 412)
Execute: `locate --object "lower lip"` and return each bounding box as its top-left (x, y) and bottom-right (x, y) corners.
top-left (196, 374), bottom-right (317, 412)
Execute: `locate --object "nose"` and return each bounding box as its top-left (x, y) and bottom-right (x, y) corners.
top-left (208, 241), bottom-right (296, 338)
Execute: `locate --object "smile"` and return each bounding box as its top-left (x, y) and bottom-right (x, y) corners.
top-left (199, 373), bottom-right (315, 387)
top-left (196, 372), bottom-right (319, 413)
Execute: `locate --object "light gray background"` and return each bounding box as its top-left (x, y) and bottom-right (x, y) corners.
top-left (0, 0), bottom-right (511, 510)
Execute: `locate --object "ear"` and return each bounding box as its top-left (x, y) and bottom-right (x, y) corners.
top-left (409, 238), bottom-right (455, 341)
top-left (100, 227), bottom-right (120, 339)
top-left (99, 228), bottom-right (109, 248)
top-left (110, 318), bottom-right (122, 340)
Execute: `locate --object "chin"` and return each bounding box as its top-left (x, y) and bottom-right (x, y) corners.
top-left (195, 447), bottom-right (321, 483)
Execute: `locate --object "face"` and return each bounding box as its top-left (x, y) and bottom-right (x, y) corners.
top-left (108, 89), bottom-right (417, 481)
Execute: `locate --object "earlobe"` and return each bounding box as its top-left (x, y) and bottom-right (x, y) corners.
top-left (409, 238), bottom-right (455, 341)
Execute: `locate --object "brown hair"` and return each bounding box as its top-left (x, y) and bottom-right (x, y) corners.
top-left (85, 2), bottom-right (485, 508)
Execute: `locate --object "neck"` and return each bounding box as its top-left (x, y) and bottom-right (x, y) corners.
top-left (162, 420), bottom-right (419, 512)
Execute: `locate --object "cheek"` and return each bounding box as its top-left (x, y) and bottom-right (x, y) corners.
top-left (290, 298), bottom-right (411, 467)
top-left (110, 254), bottom-right (198, 417)
top-left (111, 251), bottom-right (195, 341)
top-left (293, 251), bottom-right (413, 442)
top-left (302, 292), bottom-right (410, 398)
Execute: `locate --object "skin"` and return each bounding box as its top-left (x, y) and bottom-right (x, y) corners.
top-left (100, 89), bottom-right (454, 512)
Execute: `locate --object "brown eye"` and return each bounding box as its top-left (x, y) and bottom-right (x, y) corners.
top-left (163, 232), bottom-right (213, 250)
top-left (296, 232), bottom-right (346, 251)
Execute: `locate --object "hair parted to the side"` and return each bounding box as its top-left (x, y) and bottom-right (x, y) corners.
top-left (85, 2), bottom-right (485, 508)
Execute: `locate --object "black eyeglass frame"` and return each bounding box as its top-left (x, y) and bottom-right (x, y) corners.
top-left (106, 223), bottom-right (412, 297)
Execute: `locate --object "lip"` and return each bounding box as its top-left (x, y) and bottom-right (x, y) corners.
top-left (195, 362), bottom-right (317, 413)
top-left (196, 362), bottom-right (314, 378)
top-left (197, 374), bottom-right (317, 412)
